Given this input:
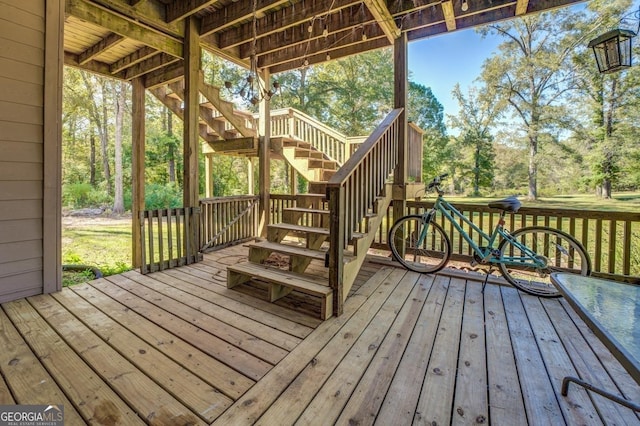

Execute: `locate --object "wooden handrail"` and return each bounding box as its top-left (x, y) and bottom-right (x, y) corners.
top-left (326, 108), bottom-right (403, 315)
top-left (200, 195), bottom-right (259, 252)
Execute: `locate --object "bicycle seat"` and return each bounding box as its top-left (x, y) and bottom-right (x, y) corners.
top-left (488, 196), bottom-right (521, 212)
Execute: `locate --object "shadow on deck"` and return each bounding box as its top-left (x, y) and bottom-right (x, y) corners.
top-left (1, 245), bottom-right (638, 425)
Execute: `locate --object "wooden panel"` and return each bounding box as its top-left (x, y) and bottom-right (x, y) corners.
top-left (0, 38), bottom-right (44, 67)
top-left (0, 240), bottom-right (42, 264)
top-left (0, 57), bottom-right (43, 84)
top-left (0, 257), bottom-right (42, 279)
top-left (0, 218), bottom-right (42, 242)
top-left (0, 121), bottom-right (42, 143)
top-left (0, 141), bottom-right (43, 162)
top-left (0, 162), bottom-right (43, 180)
top-left (0, 271), bottom-right (43, 302)
top-left (0, 181), bottom-right (42, 200)
top-left (0, 0), bottom-right (45, 25)
top-left (0, 14), bottom-right (43, 48)
top-left (0, 76), bottom-right (43, 107)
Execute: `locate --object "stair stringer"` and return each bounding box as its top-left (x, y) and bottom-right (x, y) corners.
top-left (340, 184), bottom-right (393, 301)
top-left (272, 137), bottom-right (339, 183)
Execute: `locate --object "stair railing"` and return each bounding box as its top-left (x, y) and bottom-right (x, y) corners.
top-left (269, 108), bottom-right (357, 165)
top-left (326, 108), bottom-right (403, 315)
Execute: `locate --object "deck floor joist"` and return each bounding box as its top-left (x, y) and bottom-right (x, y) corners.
top-left (1, 245), bottom-right (639, 425)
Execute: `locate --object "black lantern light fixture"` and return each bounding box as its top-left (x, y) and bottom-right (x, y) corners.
top-left (588, 29), bottom-right (636, 74)
top-left (588, 6), bottom-right (640, 74)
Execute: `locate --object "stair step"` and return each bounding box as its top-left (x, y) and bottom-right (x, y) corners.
top-left (283, 207), bottom-right (329, 215)
top-left (249, 240), bottom-right (327, 262)
top-left (268, 223), bottom-right (330, 236)
top-left (227, 262), bottom-right (333, 319)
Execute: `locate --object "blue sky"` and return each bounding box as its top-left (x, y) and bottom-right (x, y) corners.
top-left (408, 29), bottom-right (502, 120)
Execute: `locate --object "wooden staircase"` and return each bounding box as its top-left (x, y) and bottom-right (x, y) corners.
top-left (271, 137), bottom-right (339, 182)
top-left (227, 182), bottom-right (392, 320)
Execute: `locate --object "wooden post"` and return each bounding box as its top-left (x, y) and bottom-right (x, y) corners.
top-left (205, 153), bottom-right (214, 198)
top-left (131, 77), bottom-right (146, 268)
top-left (43, 0), bottom-right (64, 293)
top-left (247, 158), bottom-right (255, 195)
top-left (289, 166), bottom-right (297, 195)
top-left (392, 33), bottom-right (408, 234)
top-left (184, 16), bottom-right (201, 258)
top-left (258, 69), bottom-right (271, 237)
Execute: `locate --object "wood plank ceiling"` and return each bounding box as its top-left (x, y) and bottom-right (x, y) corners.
top-left (64, 0), bottom-right (586, 88)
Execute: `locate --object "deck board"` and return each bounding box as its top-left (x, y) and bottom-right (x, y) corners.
top-left (1, 245), bottom-right (639, 425)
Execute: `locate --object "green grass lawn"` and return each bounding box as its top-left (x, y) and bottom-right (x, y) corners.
top-left (62, 219), bottom-right (132, 286)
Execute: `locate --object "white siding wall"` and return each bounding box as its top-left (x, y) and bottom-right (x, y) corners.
top-left (0, 0), bottom-right (47, 302)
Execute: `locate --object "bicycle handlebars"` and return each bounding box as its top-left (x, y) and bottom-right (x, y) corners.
top-left (426, 173), bottom-right (449, 190)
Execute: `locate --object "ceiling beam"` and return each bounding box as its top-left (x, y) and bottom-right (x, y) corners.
top-left (259, 29), bottom-right (387, 68)
top-left (64, 51), bottom-right (117, 79)
top-left (363, 0), bottom-right (400, 41)
top-left (144, 61), bottom-right (185, 89)
top-left (118, 53), bottom-right (180, 80)
top-left (441, 0), bottom-right (456, 31)
top-left (217, 0), bottom-right (362, 49)
top-left (166, 0), bottom-right (217, 24)
top-left (269, 37), bottom-right (389, 74)
top-left (88, 0), bottom-right (183, 36)
top-left (109, 46), bottom-right (158, 73)
top-left (67, 0), bottom-right (183, 58)
top-left (239, 5), bottom-right (376, 59)
top-left (516, 0), bottom-right (530, 15)
top-left (78, 32), bottom-right (124, 65)
top-left (201, 0), bottom-right (290, 36)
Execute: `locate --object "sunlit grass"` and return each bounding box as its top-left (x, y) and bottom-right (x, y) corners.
top-left (62, 222), bottom-right (132, 286)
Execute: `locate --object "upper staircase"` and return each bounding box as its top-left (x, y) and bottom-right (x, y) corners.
top-left (148, 78), bottom-right (419, 320)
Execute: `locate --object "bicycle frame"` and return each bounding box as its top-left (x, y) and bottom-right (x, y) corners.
top-left (419, 195), bottom-right (546, 269)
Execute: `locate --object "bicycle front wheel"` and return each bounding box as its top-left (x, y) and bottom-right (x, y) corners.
top-left (498, 226), bottom-right (591, 297)
top-left (388, 215), bottom-right (451, 274)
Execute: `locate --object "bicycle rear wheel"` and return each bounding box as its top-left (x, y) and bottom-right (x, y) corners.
top-left (498, 226), bottom-right (591, 297)
top-left (388, 215), bottom-right (451, 274)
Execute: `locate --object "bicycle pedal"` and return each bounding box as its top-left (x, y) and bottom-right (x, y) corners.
top-left (469, 260), bottom-right (478, 267)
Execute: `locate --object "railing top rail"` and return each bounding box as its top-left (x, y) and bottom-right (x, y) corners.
top-left (406, 199), bottom-right (640, 221)
top-left (327, 108), bottom-right (403, 187)
top-left (200, 195), bottom-right (259, 203)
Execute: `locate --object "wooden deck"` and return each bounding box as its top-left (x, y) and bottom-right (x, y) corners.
top-left (1, 245), bottom-right (639, 425)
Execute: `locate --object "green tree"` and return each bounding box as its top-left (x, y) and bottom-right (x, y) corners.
top-left (480, 8), bottom-right (584, 200)
top-left (448, 85), bottom-right (501, 195)
top-left (570, 0), bottom-right (638, 198)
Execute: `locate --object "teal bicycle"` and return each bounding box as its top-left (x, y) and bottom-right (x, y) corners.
top-left (388, 174), bottom-right (591, 297)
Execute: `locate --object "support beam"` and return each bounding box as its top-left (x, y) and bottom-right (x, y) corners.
top-left (183, 16), bottom-right (201, 208)
top-left (441, 0), bottom-right (457, 31)
top-left (516, 0), bottom-right (530, 15)
top-left (392, 33), bottom-right (408, 251)
top-left (166, 0), bottom-right (217, 23)
top-left (131, 77), bottom-right (146, 268)
top-left (67, 0), bottom-right (183, 58)
top-left (258, 70), bottom-right (271, 238)
top-left (183, 16), bottom-right (201, 259)
top-left (110, 46), bottom-right (157, 73)
top-left (217, 0), bottom-right (361, 49)
top-left (78, 33), bottom-right (124, 65)
top-left (43, 0), bottom-right (65, 294)
top-left (363, 0), bottom-right (400, 42)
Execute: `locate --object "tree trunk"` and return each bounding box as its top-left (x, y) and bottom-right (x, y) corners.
top-left (113, 82), bottom-right (126, 214)
top-left (101, 83), bottom-right (112, 195)
top-left (167, 108), bottom-right (176, 183)
top-left (90, 134), bottom-right (96, 186)
top-left (473, 145), bottom-right (480, 196)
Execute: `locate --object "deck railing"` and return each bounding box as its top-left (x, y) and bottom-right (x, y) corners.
top-left (200, 195), bottom-right (259, 252)
top-left (371, 201), bottom-right (640, 282)
top-left (139, 207), bottom-right (201, 274)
